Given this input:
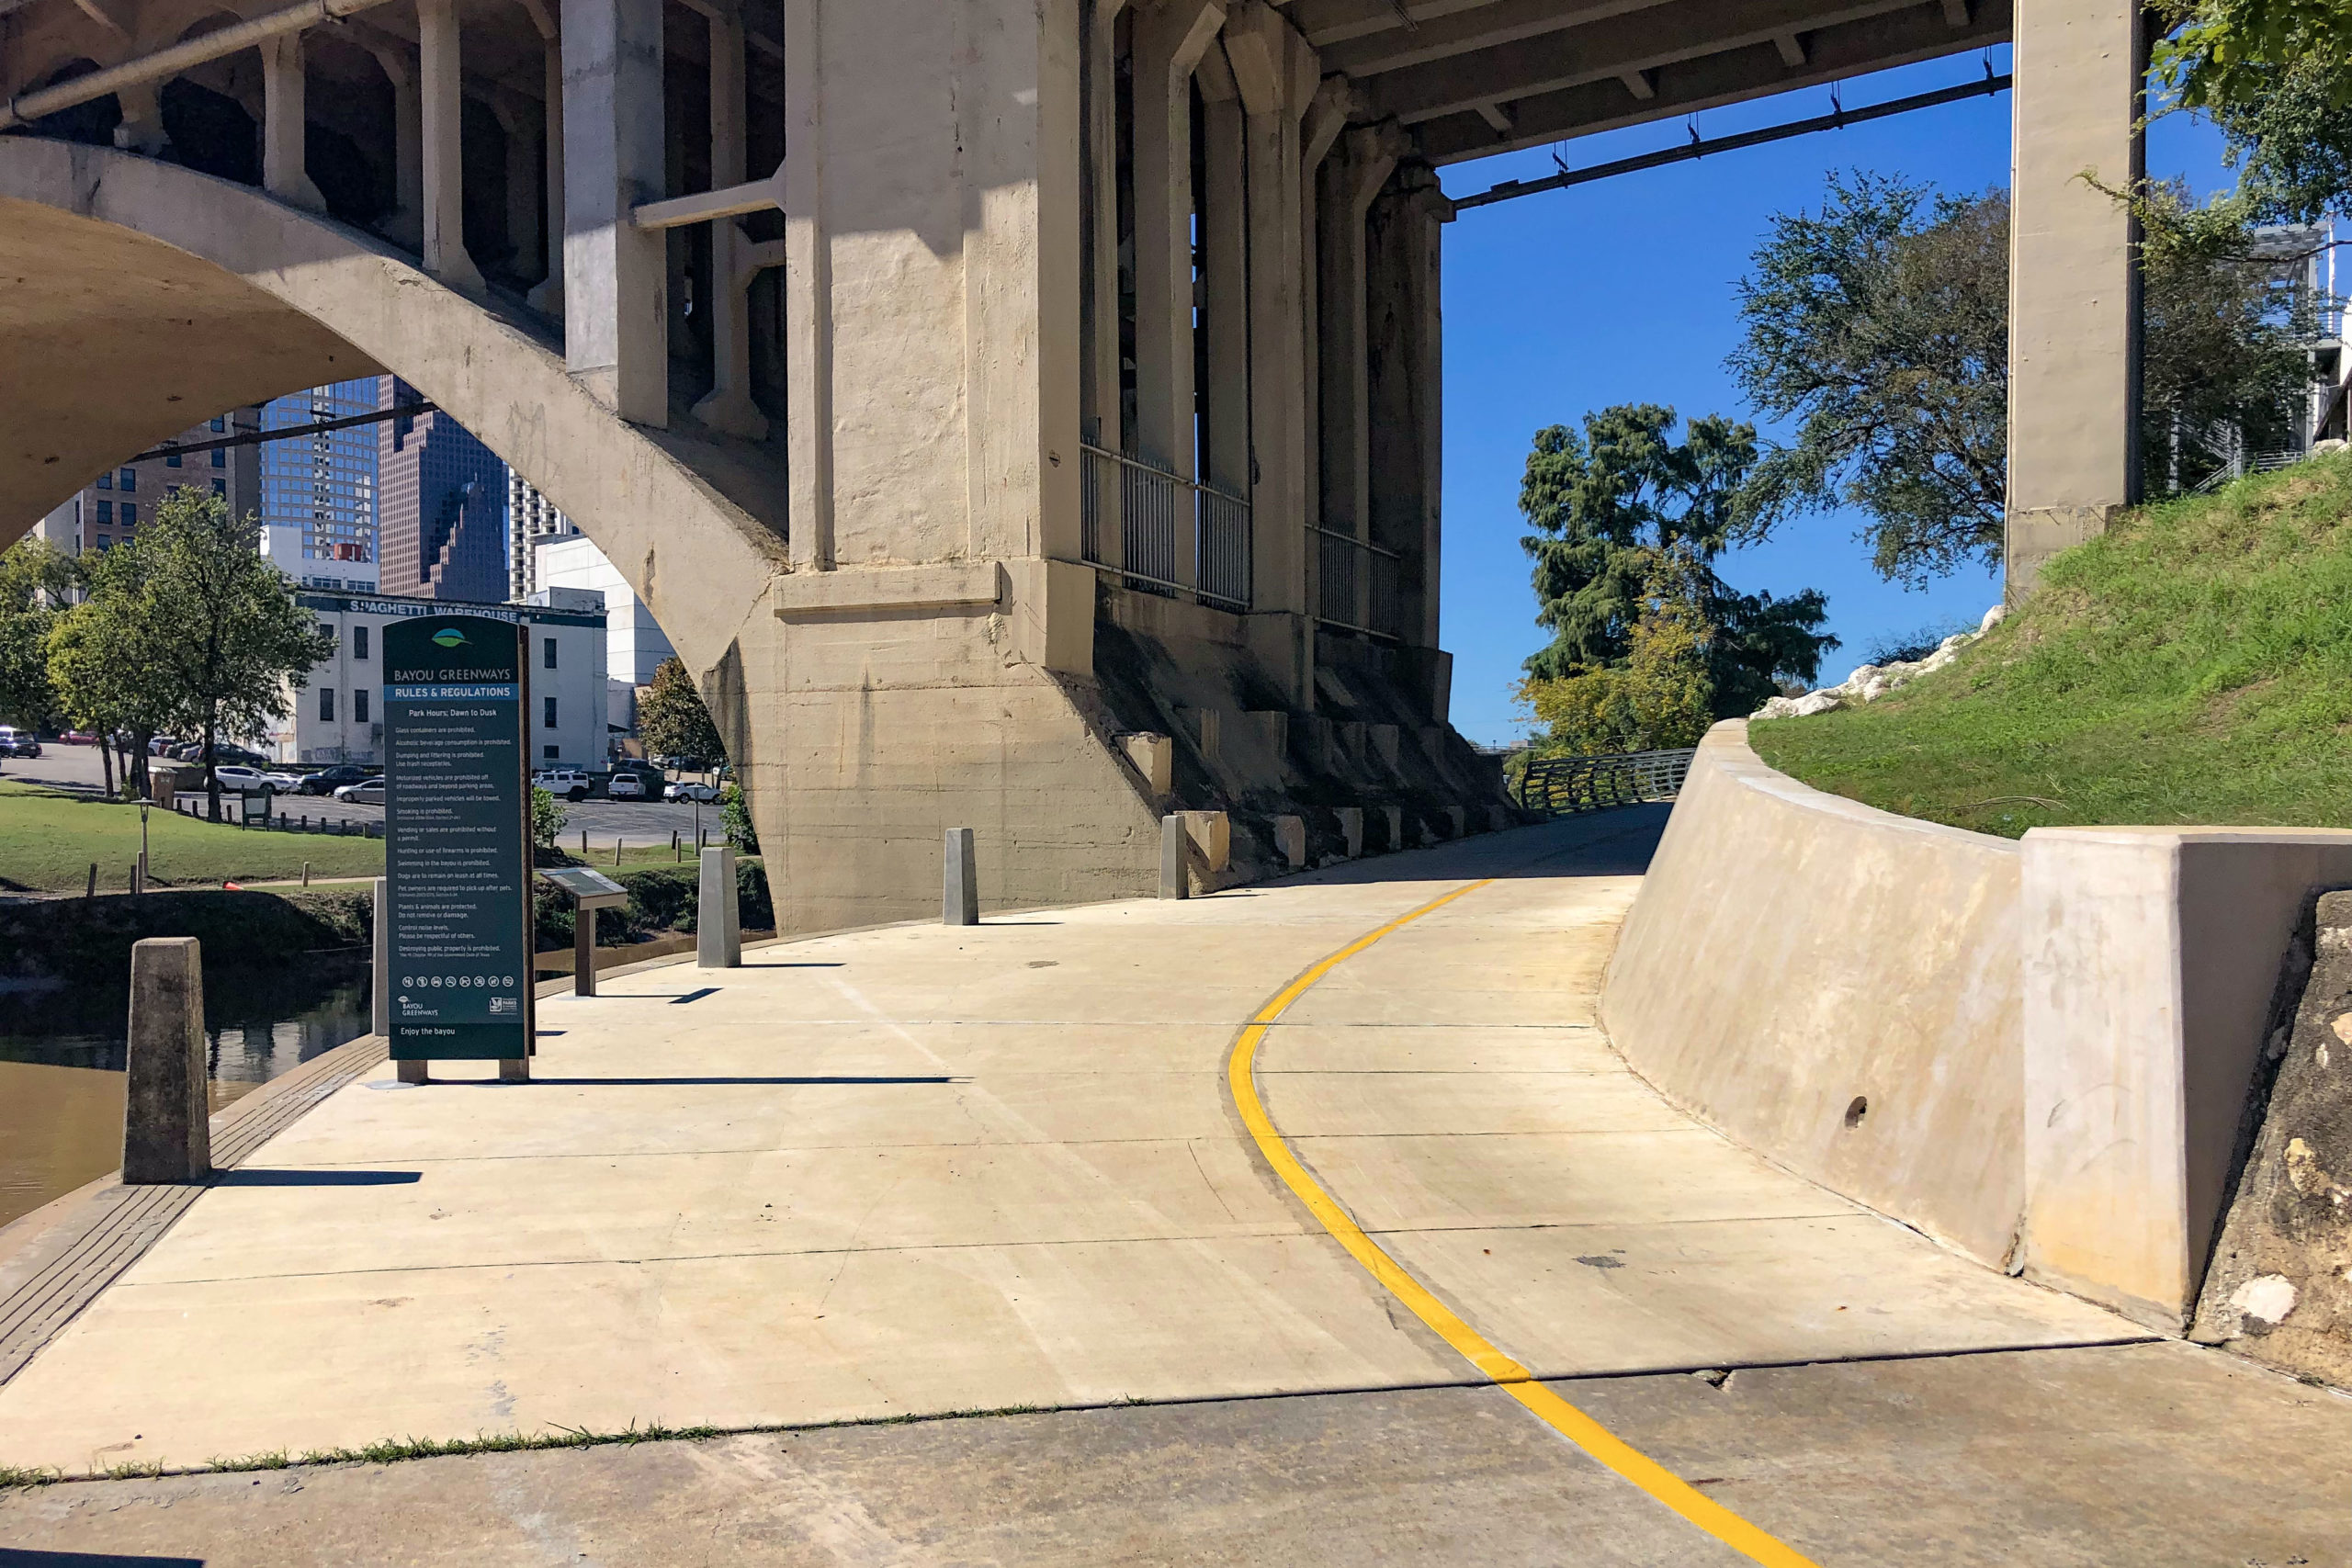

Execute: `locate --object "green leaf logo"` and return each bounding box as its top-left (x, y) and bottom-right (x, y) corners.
top-left (432, 627), bottom-right (468, 648)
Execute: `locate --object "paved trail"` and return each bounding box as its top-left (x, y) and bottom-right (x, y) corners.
top-left (3, 812), bottom-right (2347, 1564)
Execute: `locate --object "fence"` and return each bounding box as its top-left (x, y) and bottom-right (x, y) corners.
top-left (1079, 443), bottom-right (1251, 610)
top-left (1517, 748), bottom-right (1696, 815)
top-left (1312, 527), bottom-right (1404, 640)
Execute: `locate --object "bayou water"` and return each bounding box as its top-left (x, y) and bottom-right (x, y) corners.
top-left (0, 955), bottom-right (370, 1227)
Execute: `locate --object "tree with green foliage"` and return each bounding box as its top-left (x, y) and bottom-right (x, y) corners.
top-left (531, 785), bottom-right (566, 849)
top-left (1521, 543), bottom-right (1720, 754)
top-left (2154, 0), bottom-right (2352, 225)
top-left (1518, 403), bottom-right (1836, 725)
top-left (637, 655), bottom-right (724, 762)
top-left (1731, 175), bottom-right (2316, 581)
top-left (0, 540), bottom-right (77, 736)
top-left (47, 539), bottom-right (178, 799)
top-left (720, 781), bottom-right (760, 854)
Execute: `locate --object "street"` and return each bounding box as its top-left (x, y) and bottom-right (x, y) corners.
top-left (3, 744), bottom-right (723, 850)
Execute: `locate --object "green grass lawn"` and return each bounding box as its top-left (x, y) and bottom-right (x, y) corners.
top-left (1751, 451), bottom-right (2352, 840)
top-left (0, 780), bottom-right (386, 893)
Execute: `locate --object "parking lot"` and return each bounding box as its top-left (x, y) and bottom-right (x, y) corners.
top-left (5, 745), bottom-right (727, 851)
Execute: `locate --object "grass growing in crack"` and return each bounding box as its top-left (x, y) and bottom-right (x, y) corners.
top-left (1, 1400), bottom-right (1108, 1487)
top-left (1752, 451), bottom-right (2352, 838)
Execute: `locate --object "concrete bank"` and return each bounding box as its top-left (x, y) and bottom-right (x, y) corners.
top-left (1602, 722), bottom-right (2352, 1328)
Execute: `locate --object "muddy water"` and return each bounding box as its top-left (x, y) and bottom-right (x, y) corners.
top-left (0, 957), bottom-right (369, 1228)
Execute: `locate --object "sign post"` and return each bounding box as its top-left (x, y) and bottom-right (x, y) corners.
top-left (382, 615), bottom-right (535, 1082)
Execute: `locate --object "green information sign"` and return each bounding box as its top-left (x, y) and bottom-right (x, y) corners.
top-left (383, 615), bottom-right (535, 1061)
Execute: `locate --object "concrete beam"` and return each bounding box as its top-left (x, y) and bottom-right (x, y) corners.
top-left (1081, 0), bottom-right (1129, 474)
top-left (690, 6), bottom-right (767, 439)
top-left (1413, 0), bottom-right (2010, 163)
top-left (526, 37), bottom-right (563, 313)
top-left (1364, 0), bottom-right (1922, 124)
top-left (1317, 0), bottom-right (1674, 79)
top-left (2005, 0), bottom-right (2143, 598)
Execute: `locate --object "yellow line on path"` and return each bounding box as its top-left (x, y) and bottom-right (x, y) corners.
top-left (1225, 878), bottom-right (1822, 1568)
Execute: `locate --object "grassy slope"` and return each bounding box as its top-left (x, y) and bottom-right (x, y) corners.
top-left (0, 781), bottom-right (385, 893)
top-left (1751, 452), bottom-right (2352, 840)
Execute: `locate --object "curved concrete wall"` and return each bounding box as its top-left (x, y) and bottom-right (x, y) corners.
top-left (1600, 723), bottom-right (2027, 1267)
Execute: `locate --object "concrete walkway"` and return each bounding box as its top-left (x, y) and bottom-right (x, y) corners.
top-left (4, 812), bottom-right (2348, 1564)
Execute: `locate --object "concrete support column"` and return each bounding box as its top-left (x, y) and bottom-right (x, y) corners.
top-left (561, 0), bottom-right (668, 425)
top-left (780, 0), bottom-right (831, 567)
top-left (1196, 48), bottom-right (1248, 498)
top-left (691, 7), bottom-right (768, 439)
top-left (111, 79), bottom-right (167, 155)
top-left (2006, 0), bottom-right (2145, 598)
top-left (122, 938), bottom-right (209, 1185)
top-left (1317, 120), bottom-right (1400, 631)
top-left (417, 0), bottom-right (485, 289)
top-left (1296, 75), bottom-right (1348, 542)
top-left (1367, 166), bottom-right (1450, 652)
top-left (1079, 0), bottom-right (1128, 569)
top-left (528, 37), bottom-right (565, 314)
top-left (259, 30), bottom-right (327, 213)
top-left (1131, 0), bottom-right (1224, 479)
top-left (495, 96), bottom-right (544, 282)
top-left (368, 43), bottom-right (424, 251)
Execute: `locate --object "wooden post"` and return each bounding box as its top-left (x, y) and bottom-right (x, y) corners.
top-left (85, 863), bottom-right (96, 898)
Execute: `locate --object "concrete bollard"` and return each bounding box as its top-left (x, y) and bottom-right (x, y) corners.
top-left (1159, 815), bottom-right (1190, 900)
top-left (1488, 804), bottom-right (1510, 833)
top-left (1337, 807), bottom-right (1364, 860)
top-left (698, 844), bottom-right (741, 967)
top-left (943, 828), bottom-right (979, 926)
top-left (123, 937), bottom-right (209, 1184)
top-left (1383, 806), bottom-right (1406, 852)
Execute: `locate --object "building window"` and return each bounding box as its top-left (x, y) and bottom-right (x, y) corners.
top-left (95, 501), bottom-right (111, 525)
top-left (543, 636), bottom-right (558, 670)
top-left (120, 504), bottom-right (135, 527)
top-left (211, 448), bottom-right (226, 469)
top-left (166, 453), bottom-right (182, 468)
top-left (355, 688), bottom-right (369, 724)
top-left (544, 744), bottom-right (560, 760)
top-left (210, 415), bottom-right (226, 433)
top-left (544, 695), bottom-right (559, 729)
top-left (95, 471), bottom-right (110, 491)
top-left (119, 468), bottom-right (135, 491)
top-left (95, 536), bottom-right (111, 551)
top-left (211, 479), bottom-right (225, 497)
top-left (353, 625), bottom-right (369, 660)
top-left (320, 687), bottom-right (335, 722)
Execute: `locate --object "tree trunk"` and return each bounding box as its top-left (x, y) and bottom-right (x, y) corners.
top-left (204, 711), bottom-right (220, 823)
top-left (98, 735), bottom-right (114, 797)
top-left (130, 733), bottom-right (150, 800)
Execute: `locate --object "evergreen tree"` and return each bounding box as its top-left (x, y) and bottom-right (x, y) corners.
top-left (637, 656), bottom-right (725, 762)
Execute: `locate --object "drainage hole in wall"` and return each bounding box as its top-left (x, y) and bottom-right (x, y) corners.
top-left (1843, 1096), bottom-right (1869, 1129)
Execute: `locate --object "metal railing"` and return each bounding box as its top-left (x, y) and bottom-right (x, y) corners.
top-left (1080, 443), bottom-right (1251, 611)
top-left (1313, 526), bottom-right (1404, 640)
top-left (1517, 748), bottom-right (1696, 815)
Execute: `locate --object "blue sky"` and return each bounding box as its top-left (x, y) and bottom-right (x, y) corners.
top-left (1433, 46), bottom-right (2231, 746)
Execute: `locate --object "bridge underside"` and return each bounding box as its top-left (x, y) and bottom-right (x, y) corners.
top-left (0, 0), bottom-right (2142, 920)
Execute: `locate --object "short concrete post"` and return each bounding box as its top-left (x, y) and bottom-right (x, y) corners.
top-left (943, 828), bottom-right (979, 926)
top-left (123, 938), bottom-right (209, 1184)
top-left (1159, 814), bottom-right (1190, 900)
top-left (1272, 814), bottom-right (1306, 871)
top-left (698, 843), bottom-right (741, 967)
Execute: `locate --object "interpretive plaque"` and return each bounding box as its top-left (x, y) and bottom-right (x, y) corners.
top-left (383, 615), bottom-right (534, 1062)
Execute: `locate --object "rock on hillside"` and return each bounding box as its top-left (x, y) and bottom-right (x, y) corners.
top-left (1752, 604), bottom-right (2007, 720)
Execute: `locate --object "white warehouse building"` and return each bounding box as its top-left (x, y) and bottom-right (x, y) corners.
top-left (270, 589), bottom-right (608, 768)
top-left (534, 531), bottom-right (675, 735)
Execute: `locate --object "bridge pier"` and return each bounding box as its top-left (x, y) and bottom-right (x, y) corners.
top-left (2005, 0), bottom-right (2146, 599)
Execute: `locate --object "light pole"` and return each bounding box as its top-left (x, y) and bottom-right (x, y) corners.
top-left (138, 795), bottom-right (151, 894)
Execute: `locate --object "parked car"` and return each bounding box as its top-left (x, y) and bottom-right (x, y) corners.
top-left (297, 765), bottom-right (375, 795)
top-left (664, 780), bottom-right (721, 803)
top-left (333, 779), bottom-right (387, 806)
top-left (213, 745), bottom-right (272, 769)
top-left (534, 767), bottom-right (593, 802)
top-left (0, 727), bottom-right (40, 759)
top-left (605, 771), bottom-right (651, 801)
top-left (148, 736), bottom-right (180, 756)
top-left (212, 766), bottom-right (299, 799)
top-left (169, 741), bottom-right (204, 762)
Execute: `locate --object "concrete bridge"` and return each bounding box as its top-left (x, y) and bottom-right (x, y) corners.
top-left (0, 0), bottom-right (2143, 924)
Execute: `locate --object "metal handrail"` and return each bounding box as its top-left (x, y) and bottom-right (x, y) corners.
top-left (1079, 442), bottom-right (1251, 611)
top-left (1312, 526), bottom-right (1403, 640)
top-left (1517, 748), bottom-right (1696, 815)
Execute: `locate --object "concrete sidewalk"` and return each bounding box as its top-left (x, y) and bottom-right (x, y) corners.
top-left (6, 809), bottom-right (2346, 1565)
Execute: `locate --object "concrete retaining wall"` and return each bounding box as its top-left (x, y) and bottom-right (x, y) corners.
top-left (1600, 724), bottom-right (2027, 1266)
top-left (1602, 722), bottom-right (2352, 1328)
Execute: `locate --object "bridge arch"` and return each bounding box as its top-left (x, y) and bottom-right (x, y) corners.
top-left (0, 136), bottom-right (788, 688)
